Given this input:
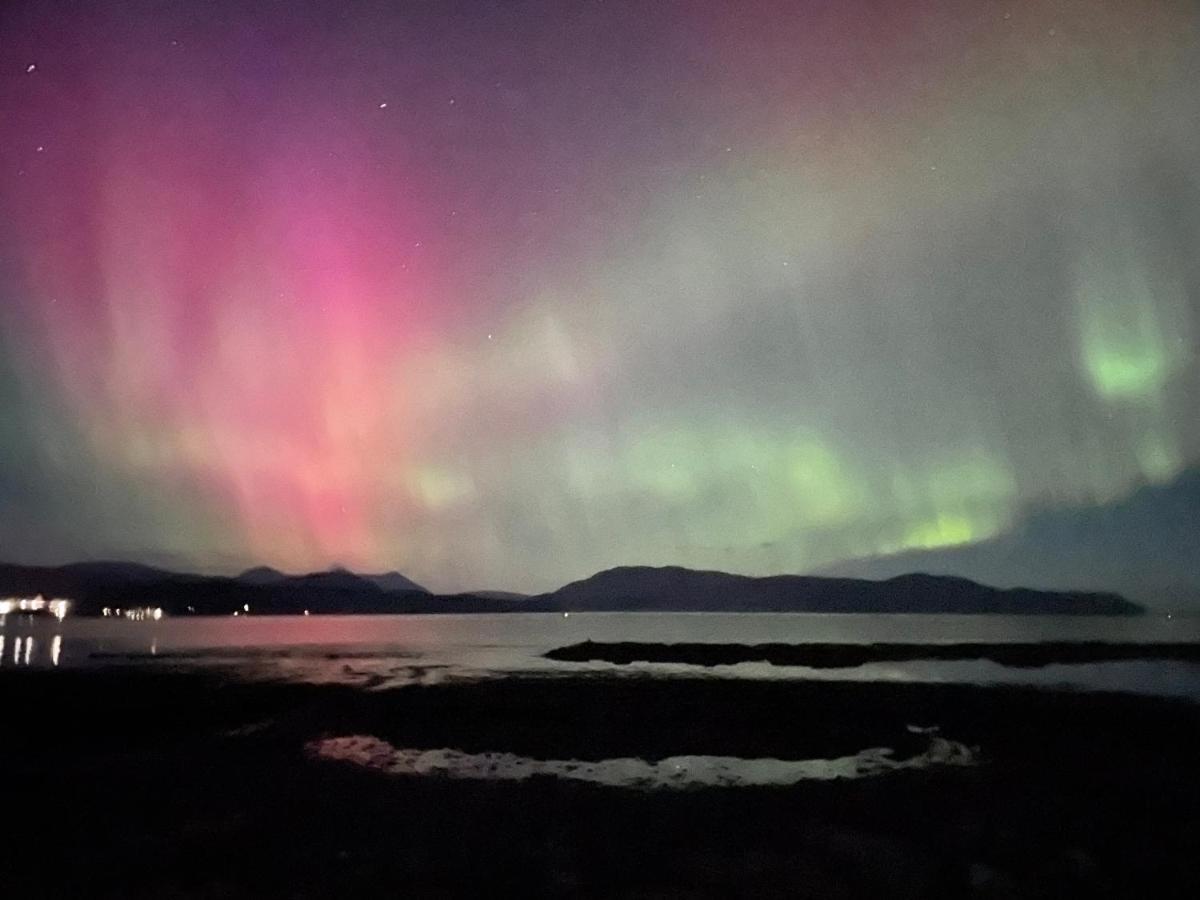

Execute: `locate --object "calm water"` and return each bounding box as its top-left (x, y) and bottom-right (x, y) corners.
top-left (4, 612), bottom-right (1200, 698)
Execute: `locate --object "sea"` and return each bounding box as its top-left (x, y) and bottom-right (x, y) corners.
top-left (3, 611), bottom-right (1200, 700)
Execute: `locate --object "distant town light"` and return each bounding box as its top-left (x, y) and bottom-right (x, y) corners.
top-left (2, 595), bottom-right (70, 618)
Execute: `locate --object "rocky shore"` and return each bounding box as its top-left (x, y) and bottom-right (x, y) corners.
top-left (3, 667), bottom-right (1199, 897)
top-left (545, 639), bottom-right (1200, 668)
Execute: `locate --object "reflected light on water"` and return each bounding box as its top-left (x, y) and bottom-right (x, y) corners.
top-left (101, 607), bottom-right (164, 621)
top-left (0, 631), bottom-right (69, 667)
top-left (0, 613), bottom-right (1197, 698)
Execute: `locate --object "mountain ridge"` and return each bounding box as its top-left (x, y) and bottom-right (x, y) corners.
top-left (0, 561), bottom-right (1141, 616)
top-left (822, 468), bottom-right (1200, 609)
top-left (534, 565), bottom-right (1138, 615)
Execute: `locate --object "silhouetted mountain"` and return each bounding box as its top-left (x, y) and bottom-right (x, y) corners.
top-left (234, 566), bottom-right (426, 594)
top-left (0, 560), bottom-right (185, 598)
top-left (533, 566), bottom-right (1138, 615)
top-left (468, 590), bottom-right (529, 601)
top-left (59, 561), bottom-right (182, 583)
top-left (237, 566), bottom-right (288, 585)
top-left (292, 567), bottom-right (384, 593)
top-left (0, 562), bottom-right (473, 615)
top-left (363, 571), bottom-right (428, 593)
top-left (823, 467), bottom-right (1200, 609)
top-left (0, 561), bottom-right (1139, 616)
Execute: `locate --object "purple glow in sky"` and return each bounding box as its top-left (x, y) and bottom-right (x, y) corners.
top-left (1, 0), bottom-right (1198, 593)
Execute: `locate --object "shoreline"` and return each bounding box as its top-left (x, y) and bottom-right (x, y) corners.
top-left (4, 667), bottom-right (1200, 896)
top-left (546, 639), bottom-right (1200, 668)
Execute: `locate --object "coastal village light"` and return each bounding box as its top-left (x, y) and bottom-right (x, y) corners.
top-left (0, 595), bottom-right (70, 618)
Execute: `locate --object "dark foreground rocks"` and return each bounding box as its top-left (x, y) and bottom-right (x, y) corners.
top-left (2, 668), bottom-right (1199, 898)
top-left (545, 639), bottom-right (1200, 668)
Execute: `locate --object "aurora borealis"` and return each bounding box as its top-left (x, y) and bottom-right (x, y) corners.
top-left (1, 0), bottom-right (1198, 594)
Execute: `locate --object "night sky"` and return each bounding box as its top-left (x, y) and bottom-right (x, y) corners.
top-left (1, 0), bottom-right (1198, 594)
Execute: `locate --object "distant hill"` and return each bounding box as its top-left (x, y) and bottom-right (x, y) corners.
top-left (363, 571), bottom-right (428, 593)
top-left (0, 562), bottom-right (1139, 616)
top-left (237, 566), bottom-right (288, 585)
top-left (235, 566), bottom-right (427, 594)
top-left (288, 567), bottom-right (385, 594)
top-left (59, 561), bottom-right (182, 583)
top-left (823, 468), bottom-right (1200, 610)
top-left (467, 590), bottom-right (530, 601)
top-left (533, 566), bottom-right (1140, 615)
top-left (0, 561), bottom-right (460, 616)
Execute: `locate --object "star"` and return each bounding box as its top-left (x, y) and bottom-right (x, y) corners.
top-left (0, 0), bottom-right (1194, 601)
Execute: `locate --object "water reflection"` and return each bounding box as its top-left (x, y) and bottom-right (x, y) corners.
top-left (2, 610), bottom-right (175, 669)
top-left (3, 613), bottom-right (1200, 700)
top-left (4, 634), bottom-right (32, 665)
top-left (0, 629), bottom-right (66, 668)
top-left (100, 607), bottom-right (163, 621)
